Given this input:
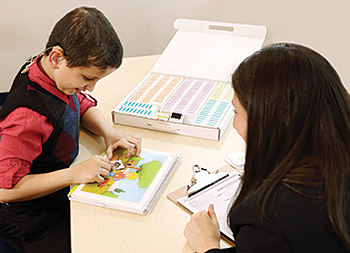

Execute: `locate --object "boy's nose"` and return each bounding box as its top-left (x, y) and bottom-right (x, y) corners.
top-left (85, 83), bottom-right (96, 92)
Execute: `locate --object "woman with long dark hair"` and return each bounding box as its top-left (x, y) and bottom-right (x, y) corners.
top-left (184, 43), bottom-right (350, 252)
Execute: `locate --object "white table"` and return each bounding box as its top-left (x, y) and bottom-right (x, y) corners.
top-left (71, 55), bottom-right (245, 252)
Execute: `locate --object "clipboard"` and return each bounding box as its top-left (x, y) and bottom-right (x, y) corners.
top-left (167, 164), bottom-right (236, 246)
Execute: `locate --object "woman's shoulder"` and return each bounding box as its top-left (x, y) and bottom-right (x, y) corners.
top-left (232, 184), bottom-right (323, 217)
top-left (232, 184), bottom-right (327, 231)
top-left (230, 184), bottom-right (347, 252)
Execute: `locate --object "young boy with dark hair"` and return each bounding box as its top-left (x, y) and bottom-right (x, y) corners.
top-left (0, 6), bottom-right (141, 252)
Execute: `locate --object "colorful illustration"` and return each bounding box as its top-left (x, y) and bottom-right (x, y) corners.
top-left (80, 149), bottom-right (168, 203)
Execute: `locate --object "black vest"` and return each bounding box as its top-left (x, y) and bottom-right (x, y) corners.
top-left (0, 64), bottom-right (80, 211)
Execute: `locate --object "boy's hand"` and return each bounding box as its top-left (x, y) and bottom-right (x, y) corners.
top-left (69, 155), bottom-right (112, 184)
top-left (106, 133), bottom-right (142, 159)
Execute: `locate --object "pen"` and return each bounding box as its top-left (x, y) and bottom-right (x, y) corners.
top-left (188, 173), bottom-right (229, 198)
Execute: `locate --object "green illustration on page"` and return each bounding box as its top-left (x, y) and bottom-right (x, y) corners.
top-left (80, 149), bottom-right (168, 203)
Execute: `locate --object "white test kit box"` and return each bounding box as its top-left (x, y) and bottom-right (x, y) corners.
top-left (112, 19), bottom-right (266, 141)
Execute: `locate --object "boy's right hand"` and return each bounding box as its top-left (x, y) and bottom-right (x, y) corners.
top-left (69, 155), bottom-right (112, 184)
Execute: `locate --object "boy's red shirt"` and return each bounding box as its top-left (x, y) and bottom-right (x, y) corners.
top-left (0, 57), bottom-right (96, 189)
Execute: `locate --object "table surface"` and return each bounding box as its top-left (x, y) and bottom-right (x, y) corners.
top-left (70, 55), bottom-right (245, 253)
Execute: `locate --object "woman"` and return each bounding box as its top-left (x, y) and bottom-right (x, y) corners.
top-left (184, 43), bottom-right (350, 252)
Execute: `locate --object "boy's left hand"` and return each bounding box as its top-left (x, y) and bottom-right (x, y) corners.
top-left (105, 133), bottom-right (142, 159)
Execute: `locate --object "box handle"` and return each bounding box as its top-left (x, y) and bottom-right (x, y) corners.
top-left (208, 25), bottom-right (234, 32)
top-left (146, 122), bottom-right (181, 133)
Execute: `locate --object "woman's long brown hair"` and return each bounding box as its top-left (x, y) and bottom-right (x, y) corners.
top-left (230, 43), bottom-right (350, 250)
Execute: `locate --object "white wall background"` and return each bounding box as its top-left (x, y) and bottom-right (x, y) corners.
top-left (0, 0), bottom-right (349, 92)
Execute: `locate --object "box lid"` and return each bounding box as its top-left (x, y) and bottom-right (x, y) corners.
top-left (152, 19), bottom-right (267, 83)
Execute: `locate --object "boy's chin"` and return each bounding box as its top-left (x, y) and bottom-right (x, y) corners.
top-left (62, 90), bottom-right (77, 95)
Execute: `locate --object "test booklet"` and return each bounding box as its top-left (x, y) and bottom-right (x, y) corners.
top-left (112, 19), bottom-right (266, 141)
top-left (68, 148), bottom-right (181, 215)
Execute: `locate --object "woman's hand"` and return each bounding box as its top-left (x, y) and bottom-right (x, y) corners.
top-left (105, 132), bottom-right (142, 159)
top-left (184, 204), bottom-right (221, 253)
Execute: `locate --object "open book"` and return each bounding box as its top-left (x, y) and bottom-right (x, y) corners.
top-left (168, 165), bottom-right (241, 245)
top-left (68, 148), bottom-right (181, 215)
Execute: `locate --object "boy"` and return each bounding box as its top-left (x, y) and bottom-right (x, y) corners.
top-left (0, 6), bottom-right (141, 252)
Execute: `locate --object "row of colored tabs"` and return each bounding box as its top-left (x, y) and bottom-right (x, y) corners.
top-left (206, 101), bottom-right (230, 126)
top-left (129, 74), bottom-right (183, 106)
top-left (120, 73), bottom-right (233, 127)
top-left (118, 101), bottom-right (159, 118)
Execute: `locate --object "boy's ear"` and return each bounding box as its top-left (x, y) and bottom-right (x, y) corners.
top-left (49, 49), bottom-right (65, 69)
